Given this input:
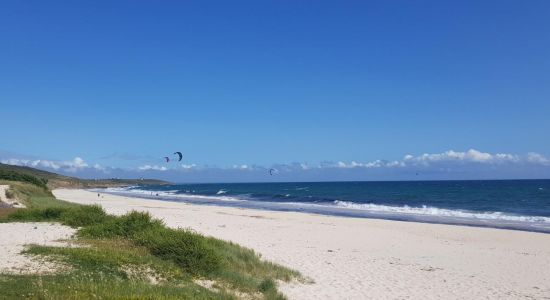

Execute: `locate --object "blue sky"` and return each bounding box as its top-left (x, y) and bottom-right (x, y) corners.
top-left (1, 1), bottom-right (549, 182)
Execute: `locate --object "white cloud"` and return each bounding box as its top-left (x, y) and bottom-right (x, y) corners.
top-left (63, 157), bottom-right (90, 173)
top-left (232, 164), bottom-right (251, 170)
top-left (332, 159), bottom-right (404, 169)
top-left (403, 149), bottom-right (529, 165)
top-left (72, 157), bottom-right (88, 168)
top-left (1, 157), bottom-right (94, 173)
top-left (138, 165), bottom-right (167, 171)
top-left (527, 152), bottom-right (550, 165)
top-left (93, 164), bottom-right (106, 171)
top-left (1, 158), bottom-right (29, 166)
top-left (34, 160), bottom-right (61, 170)
top-left (2, 148), bottom-right (549, 178)
top-left (387, 160), bottom-right (405, 167)
top-left (313, 149), bottom-right (549, 170)
top-left (494, 153), bottom-right (520, 161)
top-left (412, 149), bottom-right (493, 163)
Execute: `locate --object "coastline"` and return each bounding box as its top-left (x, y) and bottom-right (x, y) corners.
top-left (95, 185), bottom-right (550, 234)
top-left (54, 189), bottom-right (550, 299)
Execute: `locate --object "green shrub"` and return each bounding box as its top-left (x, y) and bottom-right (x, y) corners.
top-left (7, 207), bottom-right (65, 222)
top-left (80, 211), bottom-right (164, 239)
top-left (5, 205), bottom-right (107, 228)
top-left (134, 227), bottom-right (222, 276)
top-left (80, 211), bottom-right (223, 276)
top-left (61, 205), bottom-right (109, 227)
top-left (260, 278), bottom-right (287, 300)
top-left (259, 278), bottom-right (276, 293)
top-left (4, 188), bottom-right (14, 199)
top-left (0, 170), bottom-right (47, 189)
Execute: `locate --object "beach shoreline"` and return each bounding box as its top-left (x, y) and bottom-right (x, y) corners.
top-left (93, 185), bottom-right (550, 234)
top-left (54, 188), bottom-right (550, 299)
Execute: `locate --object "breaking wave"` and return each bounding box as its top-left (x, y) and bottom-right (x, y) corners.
top-left (94, 181), bottom-right (550, 233)
top-left (333, 200), bottom-right (550, 223)
top-left (100, 186), bottom-right (245, 202)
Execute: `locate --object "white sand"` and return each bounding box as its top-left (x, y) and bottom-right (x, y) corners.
top-left (0, 222), bottom-right (76, 274)
top-left (53, 189), bottom-right (550, 299)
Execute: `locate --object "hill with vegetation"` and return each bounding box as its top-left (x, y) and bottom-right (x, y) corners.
top-left (0, 163), bottom-right (170, 189)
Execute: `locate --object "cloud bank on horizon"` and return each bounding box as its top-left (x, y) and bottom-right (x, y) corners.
top-left (2, 149), bottom-right (549, 182)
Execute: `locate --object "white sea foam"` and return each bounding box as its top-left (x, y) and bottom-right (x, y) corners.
top-left (96, 187), bottom-right (550, 225)
top-left (99, 187), bottom-right (245, 202)
top-left (333, 200), bottom-right (550, 223)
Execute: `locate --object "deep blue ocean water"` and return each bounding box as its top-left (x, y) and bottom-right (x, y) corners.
top-left (98, 180), bottom-right (550, 233)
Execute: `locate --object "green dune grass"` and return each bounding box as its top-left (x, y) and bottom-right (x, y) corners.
top-left (0, 172), bottom-right (302, 299)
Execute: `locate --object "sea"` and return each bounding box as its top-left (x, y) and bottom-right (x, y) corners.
top-left (96, 180), bottom-right (550, 233)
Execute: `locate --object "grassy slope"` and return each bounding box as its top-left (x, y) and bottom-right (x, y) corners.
top-left (0, 163), bottom-right (170, 189)
top-left (0, 176), bottom-right (301, 299)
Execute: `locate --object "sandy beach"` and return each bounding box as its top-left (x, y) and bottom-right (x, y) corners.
top-left (0, 222), bottom-right (76, 274)
top-left (53, 189), bottom-right (550, 299)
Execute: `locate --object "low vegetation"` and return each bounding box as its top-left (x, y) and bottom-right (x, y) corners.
top-left (0, 169), bottom-right (48, 189)
top-left (0, 163), bottom-right (170, 189)
top-left (0, 175), bottom-right (300, 299)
